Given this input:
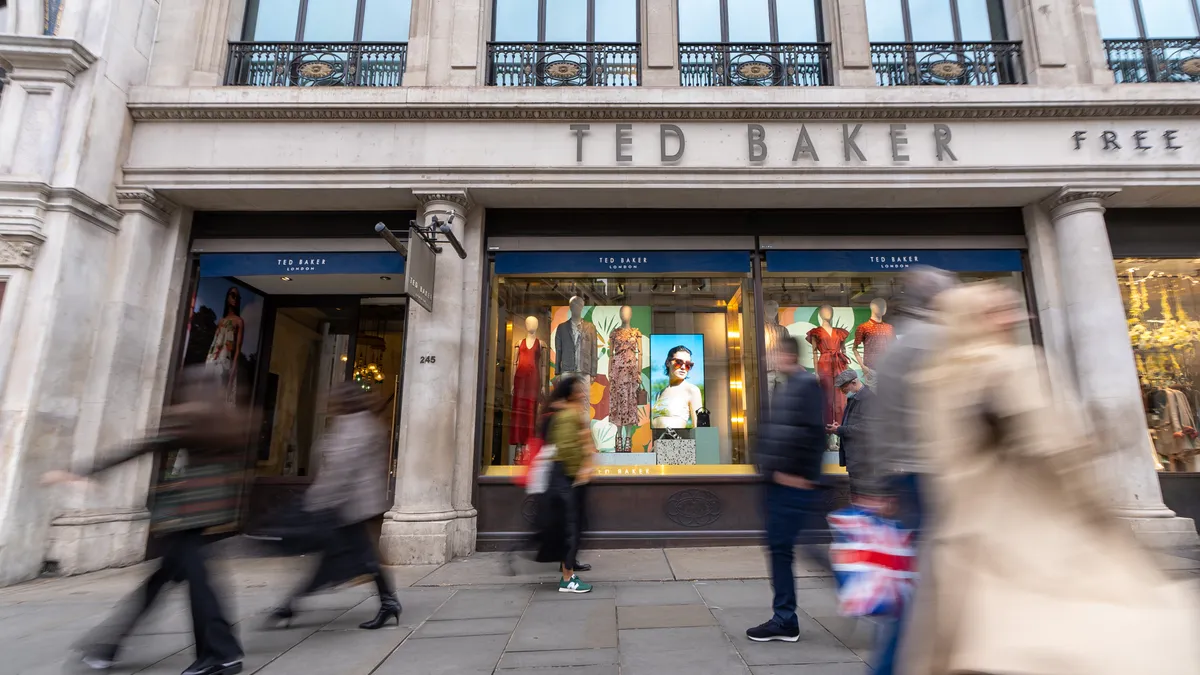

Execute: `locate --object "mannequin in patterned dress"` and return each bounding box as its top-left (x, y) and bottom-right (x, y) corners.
top-left (853, 298), bottom-right (895, 383)
top-left (607, 306), bottom-right (643, 453)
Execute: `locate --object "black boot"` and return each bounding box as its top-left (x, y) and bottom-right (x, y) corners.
top-left (359, 572), bottom-right (402, 629)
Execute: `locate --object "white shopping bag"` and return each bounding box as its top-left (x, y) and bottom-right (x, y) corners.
top-left (525, 443), bottom-right (558, 495)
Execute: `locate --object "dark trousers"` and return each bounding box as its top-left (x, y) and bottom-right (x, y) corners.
top-left (573, 481), bottom-right (589, 564)
top-left (88, 529), bottom-right (241, 664)
top-left (763, 481), bottom-right (830, 630)
top-left (873, 472), bottom-right (925, 675)
top-left (293, 521), bottom-right (393, 603)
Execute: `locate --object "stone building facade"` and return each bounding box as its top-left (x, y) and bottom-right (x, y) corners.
top-left (1, 0), bottom-right (1199, 585)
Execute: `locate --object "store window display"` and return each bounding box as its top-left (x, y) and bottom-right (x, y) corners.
top-left (1117, 258), bottom-right (1200, 472)
top-left (482, 251), bottom-right (758, 475)
top-left (763, 249), bottom-right (1032, 473)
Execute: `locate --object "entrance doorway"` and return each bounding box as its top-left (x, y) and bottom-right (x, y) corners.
top-left (246, 297), bottom-right (407, 530)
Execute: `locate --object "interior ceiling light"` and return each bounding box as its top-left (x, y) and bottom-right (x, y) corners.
top-left (281, 276), bottom-right (292, 281)
top-left (380, 276), bottom-right (392, 281)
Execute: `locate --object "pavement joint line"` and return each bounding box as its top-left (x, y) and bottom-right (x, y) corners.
top-left (663, 548), bottom-right (680, 582)
top-left (365, 585), bottom-right (458, 675)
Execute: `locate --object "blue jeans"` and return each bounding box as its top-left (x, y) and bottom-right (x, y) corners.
top-left (763, 481), bottom-right (830, 630)
top-left (872, 472), bottom-right (924, 675)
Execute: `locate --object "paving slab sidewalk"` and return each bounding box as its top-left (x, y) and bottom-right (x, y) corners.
top-left (1, 545), bottom-right (1197, 675)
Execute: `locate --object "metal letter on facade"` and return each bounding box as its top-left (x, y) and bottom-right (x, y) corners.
top-left (406, 226), bottom-right (437, 312)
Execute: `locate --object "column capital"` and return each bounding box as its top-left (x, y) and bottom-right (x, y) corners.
top-left (1045, 187), bottom-right (1121, 217)
top-left (0, 35), bottom-right (96, 85)
top-left (0, 234), bottom-right (42, 270)
top-left (115, 187), bottom-right (177, 224)
top-left (413, 190), bottom-right (471, 211)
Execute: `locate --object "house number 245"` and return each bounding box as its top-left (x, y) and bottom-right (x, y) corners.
top-left (420, 355), bottom-right (437, 364)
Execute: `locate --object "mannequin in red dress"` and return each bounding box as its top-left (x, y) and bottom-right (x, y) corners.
top-left (511, 316), bottom-right (547, 457)
top-left (806, 305), bottom-right (850, 425)
top-left (853, 298), bottom-right (895, 380)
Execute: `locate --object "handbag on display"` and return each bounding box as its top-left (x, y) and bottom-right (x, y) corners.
top-left (827, 505), bottom-right (916, 618)
top-left (652, 427), bottom-right (696, 465)
top-left (695, 407), bottom-right (711, 428)
top-left (636, 386), bottom-right (647, 406)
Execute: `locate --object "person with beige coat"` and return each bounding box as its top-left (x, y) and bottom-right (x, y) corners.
top-left (901, 282), bottom-right (1200, 675)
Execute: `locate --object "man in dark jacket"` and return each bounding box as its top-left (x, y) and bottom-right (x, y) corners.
top-left (748, 335), bottom-right (830, 643)
top-left (830, 368), bottom-right (875, 494)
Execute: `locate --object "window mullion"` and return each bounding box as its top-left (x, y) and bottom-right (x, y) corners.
top-left (538, 0), bottom-right (547, 42)
top-left (949, 0), bottom-right (962, 42)
top-left (587, 0), bottom-right (595, 42)
top-left (354, 0), bottom-right (367, 41)
top-left (720, 0), bottom-right (731, 43)
top-left (297, 0), bottom-right (310, 41)
top-left (768, 0), bottom-right (779, 43)
top-left (1132, 0), bottom-right (1149, 40)
top-left (900, 0), bottom-right (914, 42)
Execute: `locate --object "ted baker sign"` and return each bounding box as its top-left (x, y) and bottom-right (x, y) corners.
top-left (568, 123), bottom-right (1188, 165)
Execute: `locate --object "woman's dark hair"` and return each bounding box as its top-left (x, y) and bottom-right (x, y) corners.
top-left (549, 374), bottom-right (584, 406)
top-left (223, 286), bottom-right (241, 318)
top-left (662, 345), bottom-right (693, 376)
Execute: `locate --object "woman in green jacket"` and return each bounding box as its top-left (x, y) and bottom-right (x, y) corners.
top-left (542, 375), bottom-right (595, 593)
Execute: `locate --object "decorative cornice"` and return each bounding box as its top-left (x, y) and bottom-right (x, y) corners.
top-left (0, 236), bottom-right (42, 270)
top-left (0, 35), bottom-right (96, 85)
top-left (47, 187), bottom-right (122, 234)
top-left (115, 186), bottom-right (176, 223)
top-left (127, 101), bottom-right (1200, 123)
top-left (413, 190), bottom-right (470, 210)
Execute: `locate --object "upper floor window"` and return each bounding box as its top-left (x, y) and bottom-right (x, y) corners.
top-left (678, 0), bottom-right (823, 43)
top-left (1095, 0), bottom-right (1200, 39)
top-left (243, 0), bottom-right (412, 42)
top-left (492, 0), bottom-right (639, 43)
top-left (865, 0), bottom-right (1007, 42)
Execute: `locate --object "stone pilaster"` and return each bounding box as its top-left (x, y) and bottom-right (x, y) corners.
top-left (826, 0), bottom-right (875, 86)
top-left (1047, 188), bottom-right (1198, 546)
top-left (189, 0), bottom-right (237, 86)
top-left (1011, 0), bottom-right (1113, 86)
top-left (379, 190), bottom-right (480, 565)
top-left (641, 0), bottom-right (680, 86)
top-left (45, 188), bottom-right (187, 575)
top-left (405, 0), bottom-right (483, 87)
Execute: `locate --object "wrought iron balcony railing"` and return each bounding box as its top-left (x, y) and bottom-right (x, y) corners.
top-left (486, 42), bottom-right (640, 86)
top-left (1104, 38), bottom-right (1200, 83)
top-left (871, 41), bottom-right (1025, 86)
top-left (679, 43), bottom-right (831, 86)
top-left (225, 42), bottom-right (408, 87)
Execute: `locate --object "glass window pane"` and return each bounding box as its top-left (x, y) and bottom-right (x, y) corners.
top-left (245, 0), bottom-right (301, 40)
top-left (494, 0), bottom-right (538, 41)
top-left (865, 0), bottom-right (906, 41)
top-left (776, 0), bottom-right (819, 42)
top-left (1095, 0), bottom-right (1140, 38)
top-left (545, 0), bottom-right (588, 41)
top-left (1142, 0), bottom-right (1199, 37)
top-left (361, 0), bottom-right (412, 41)
top-left (728, 0), bottom-right (772, 42)
top-left (908, 0), bottom-right (955, 41)
top-left (302, 0), bottom-right (358, 41)
top-left (679, 0), bottom-right (722, 42)
top-left (481, 272), bottom-right (758, 475)
top-left (956, 0), bottom-right (995, 41)
top-left (594, 0), bottom-right (638, 42)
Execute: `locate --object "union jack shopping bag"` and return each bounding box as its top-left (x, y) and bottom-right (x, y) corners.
top-left (826, 505), bottom-right (916, 618)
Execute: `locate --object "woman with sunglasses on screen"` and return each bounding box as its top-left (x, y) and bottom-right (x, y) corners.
top-left (652, 346), bottom-right (703, 429)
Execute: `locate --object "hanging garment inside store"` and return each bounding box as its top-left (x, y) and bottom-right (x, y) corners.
top-left (1151, 386), bottom-right (1200, 471)
top-left (511, 339), bottom-right (542, 446)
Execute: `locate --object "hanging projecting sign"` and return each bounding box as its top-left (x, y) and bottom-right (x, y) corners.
top-left (494, 251), bottom-right (751, 275)
top-left (405, 227), bottom-right (436, 312)
top-left (765, 249), bottom-right (1024, 273)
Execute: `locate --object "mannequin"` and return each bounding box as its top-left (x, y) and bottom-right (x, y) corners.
top-left (554, 296), bottom-right (598, 418)
top-left (762, 300), bottom-right (792, 402)
top-left (853, 298), bottom-right (895, 381)
top-left (806, 304), bottom-right (850, 425)
top-left (511, 316), bottom-right (547, 454)
top-left (607, 305), bottom-right (643, 452)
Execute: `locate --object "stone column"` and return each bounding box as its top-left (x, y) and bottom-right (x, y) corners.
top-left (641, 0), bottom-right (680, 86)
top-left (405, 0), bottom-right (483, 87)
top-left (1048, 188), bottom-right (1197, 546)
top-left (379, 190), bottom-right (480, 565)
top-left (826, 0), bottom-right (875, 86)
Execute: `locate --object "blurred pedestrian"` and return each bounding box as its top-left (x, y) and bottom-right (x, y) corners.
top-left (263, 381), bottom-right (400, 630)
top-left (42, 367), bottom-right (249, 675)
top-left (901, 282), bottom-right (1200, 675)
top-left (747, 336), bottom-right (830, 642)
top-left (829, 368), bottom-right (874, 496)
top-left (860, 265), bottom-right (956, 675)
top-left (536, 375), bottom-right (594, 593)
